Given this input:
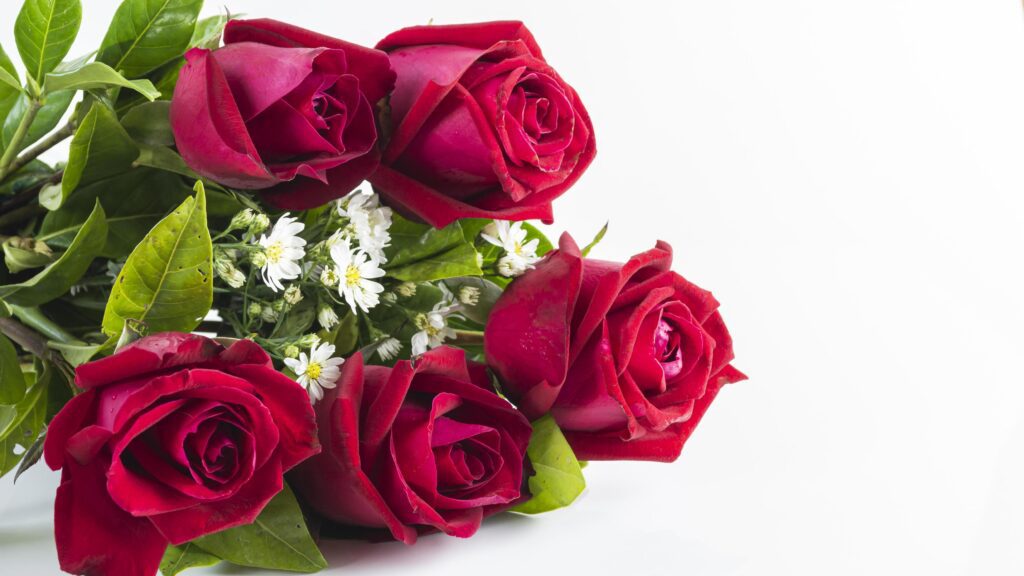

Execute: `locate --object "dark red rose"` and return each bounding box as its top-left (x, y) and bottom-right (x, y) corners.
top-left (485, 234), bottom-right (745, 462)
top-left (291, 347), bottom-right (531, 543)
top-left (170, 18), bottom-right (395, 210)
top-left (44, 334), bottom-right (319, 576)
top-left (370, 21), bottom-right (596, 228)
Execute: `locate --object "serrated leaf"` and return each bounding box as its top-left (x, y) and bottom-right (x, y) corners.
top-left (14, 0), bottom-right (82, 82)
top-left (160, 542), bottom-right (221, 576)
top-left (13, 427), bottom-right (44, 482)
top-left (580, 221), bottom-right (608, 257)
top-left (330, 311), bottom-right (359, 356)
top-left (0, 333), bottom-right (27, 404)
top-left (385, 215), bottom-right (469, 268)
top-left (0, 201), bottom-right (106, 307)
top-left (193, 483), bottom-right (327, 573)
top-left (102, 182), bottom-right (212, 336)
top-left (50, 104), bottom-right (139, 210)
top-left (38, 168), bottom-right (191, 259)
top-left (513, 415), bottom-right (586, 514)
top-left (1, 88), bottom-right (74, 154)
top-left (0, 374), bottom-right (46, 478)
top-left (44, 61), bottom-right (160, 100)
top-left (98, 0), bottom-right (203, 79)
top-left (120, 100), bottom-right (173, 146)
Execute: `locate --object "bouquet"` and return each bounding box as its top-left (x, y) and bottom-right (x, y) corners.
top-left (0, 2), bottom-right (745, 575)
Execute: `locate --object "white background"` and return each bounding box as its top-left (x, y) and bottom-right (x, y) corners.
top-left (2, 1), bottom-right (1024, 574)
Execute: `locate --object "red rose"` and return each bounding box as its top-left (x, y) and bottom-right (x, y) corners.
top-left (485, 234), bottom-right (745, 462)
top-left (370, 21), bottom-right (596, 228)
top-left (44, 334), bottom-right (319, 576)
top-left (291, 347), bottom-right (531, 543)
top-left (170, 18), bottom-right (395, 210)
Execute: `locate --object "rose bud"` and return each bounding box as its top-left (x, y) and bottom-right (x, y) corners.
top-left (290, 347), bottom-right (531, 543)
top-left (485, 234), bottom-right (745, 462)
top-left (171, 19), bottom-right (395, 210)
top-left (44, 334), bottom-right (319, 576)
top-left (370, 21), bottom-right (596, 228)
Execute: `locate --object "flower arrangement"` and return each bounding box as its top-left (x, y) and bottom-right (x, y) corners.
top-left (0, 2), bottom-right (745, 575)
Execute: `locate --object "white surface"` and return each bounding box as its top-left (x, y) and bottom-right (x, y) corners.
top-left (3, 0), bottom-right (1024, 574)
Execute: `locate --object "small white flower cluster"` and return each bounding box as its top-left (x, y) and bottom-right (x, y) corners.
top-left (322, 185), bottom-right (393, 314)
top-left (482, 221), bottom-right (541, 277)
top-left (256, 213), bottom-right (307, 292)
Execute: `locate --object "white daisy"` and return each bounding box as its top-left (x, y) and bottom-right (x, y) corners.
top-left (330, 234), bottom-right (386, 313)
top-left (411, 304), bottom-right (458, 356)
top-left (481, 221), bottom-right (541, 277)
top-left (284, 341), bottom-right (344, 404)
top-left (376, 337), bottom-right (403, 361)
top-left (256, 213), bottom-right (306, 292)
top-left (337, 184), bottom-right (393, 263)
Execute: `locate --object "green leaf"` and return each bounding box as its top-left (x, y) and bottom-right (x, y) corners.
top-left (580, 221), bottom-right (608, 257)
top-left (98, 0), bottom-right (203, 78)
top-left (134, 144), bottom-right (197, 178)
top-left (0, 45), bottom-right (22, 124)
top-left (102, 182), bottom-right (212, 336)
top-left (38, 168), bottom-right (191, 259)
top-left (160, 543), bottom-right (221, 576)
top-left (0, 374), bottom-right (46, 478)
top-left (12, 427), bottom-right (45, 482)
top-left (193, 483), bottom-right (327, 573)
top-left (1, 88), bottom-right (74, 155)
top-left (0, 201), bottom-right (106, 307)
top-left (44, 61), bottom-right (160, 100)
top-left (0, 67), bottom-right (21, 93)
top-left (14, 0), bottom-right (82, 82)
top-left (386, 243), bottom-right (483, 282)
top-left (48, 339), bottom-right (111, 367)
top-left (330, 311), bottom-right (359, 356)
top-left (520, 222), bottom-right (554, 256)
top-left (0, 333), bottom-right (27, 404)
top-left (513, 415), bottom-right (586, 515)
top-left (385, 215), bottom-right (483, 282)
top-left (189, 13), bottom-right (227, 50)
top-left (120, 100), bottom-right (173, 146)
top-left (52, 104), bottom-right (139, 210)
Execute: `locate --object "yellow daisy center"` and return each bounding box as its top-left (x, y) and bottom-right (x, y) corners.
top-left (345, 264), bottom-right (361, 287)
top-left (305, 362), bottom-right (322, 381)
top-left (265, 241), bottom-right (284, 263)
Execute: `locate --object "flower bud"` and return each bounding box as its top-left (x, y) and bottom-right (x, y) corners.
top-left (229, 208), bottom-right (256, 232)
top-left (320, 265), bottom-right (339, 288)
top-left (283, 285), bottom-right (303, 305)
top-left (318, 305), bottom-right (339, 330)
top-left (247, 302), bottom-right (263, 317)
top-left (283, 345), bottom-right (300, 359)
top-left (250, 213), bottom-right (271, 235)
top-left (214, 259), bottom-right (246, 289)
top-left (396, 282), bottom-right (417, 297)
top-left (250, 250), bottom-right (268, 268)
top-left (296, 334), bottom-right (321, 348)
top-left (457, 285), bottom-right (481, 306)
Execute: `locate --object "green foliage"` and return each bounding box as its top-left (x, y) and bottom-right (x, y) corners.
top-left (102, 182), bottom-right (212, 336)
top-left (120, 100), bottom-right (173, 146)
top-left (0, 45), bottom-right (22, 125)
top-left (1, 88), bottom-right (74, 154)
top-left (0, 201), bottom-right (106, 307)
top-left (193, 483), bottom-right (327, 573)
top-left (97, 0), bottom-right (203, 78)
top-left (513, 415), bottom-right (587, 515)
top-left (385, 215), bottom-right (483, 282)
top-left (330, 311), bottom-right (359, 356)
top-left (0, 370), bottom-right (47, 478)
top-left (3, 237), bottom-right (54, 273)
top-left (51, 104), bottom-right (138, 210)
top-left (44, 61), bottom-right (160, 100)
top-left (0, 333), bottom-right (27, 404)
top-left (160, 543), bottom-right (220, 576)
top-left (14, 0), bottom-right (82, 82)
top-left (581, 221), bottom-right (608, 257)
top-left (38, 168), bottom-right (191, 259)
top-left (442, 276), bottom-right (503, 325)
top-left (189, 13), bottom-right (227, 50)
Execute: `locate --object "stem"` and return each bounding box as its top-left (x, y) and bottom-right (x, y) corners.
top-left (453, 329), bottom-right (485, 344)
top-left (6, 120), bottom-right (76, 177)
top-left (0, 98), bottom-right (42, 181)
top-left (0, 203), bottom-right (45, 230)
top-left (0, 169), bottom-right (63, 216)
top-left (11, 305), bottom-right (80, 344)
top-left (0, 315), bottom-right (73, 383)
